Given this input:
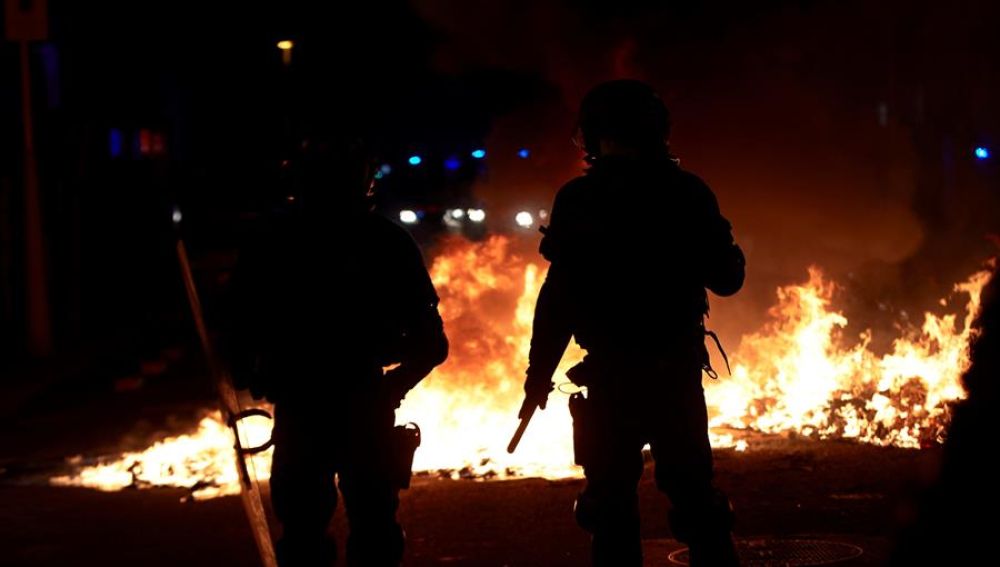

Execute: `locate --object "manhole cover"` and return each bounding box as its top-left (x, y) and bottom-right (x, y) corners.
top-left (668, 538), bottom-right (863, 566)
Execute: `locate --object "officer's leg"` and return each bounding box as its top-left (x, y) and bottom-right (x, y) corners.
top-left (338, 411), bottom-right (404, 567)
top-left (648, 377), bottom-right (738, 567)
top-left (270, 407), bottom-right (338, 566)
top-left (576, 393), bottom-right (645, 567)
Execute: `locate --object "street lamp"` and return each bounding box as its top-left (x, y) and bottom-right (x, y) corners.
top-left (515, 211), bottom-right (533, 228)
top-left (277, 40), bottom-right (294, 65)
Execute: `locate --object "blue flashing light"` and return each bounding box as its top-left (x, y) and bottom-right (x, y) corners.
top-left (380, 163), bottom-right (393, 175)
top-left (470, 148), bottom-right (486, 159)
top-left (517, 148), bottom-right (530, 159)
top-left (109, 128), bottom-right (124, 158)
top-left (444, 156), bottom-right (462, 171)
top-left (408, 155), bottom-right (422, 166)
top-left (974, 146), bottom-right (990, 160)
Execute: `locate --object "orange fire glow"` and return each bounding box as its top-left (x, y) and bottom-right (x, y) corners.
top-left (707, 266), bottom-right (990, 448)
top-left (51, 236), bottom-right (991, 498)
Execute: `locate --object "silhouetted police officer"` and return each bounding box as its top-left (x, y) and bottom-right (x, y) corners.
top-left (225, 131), bottom-right (448, 566)
top-left (522, 80), bottom-right (745, 566)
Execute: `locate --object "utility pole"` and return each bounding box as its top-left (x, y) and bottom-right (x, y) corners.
top-left (5, 0), bottom-right (52, 355)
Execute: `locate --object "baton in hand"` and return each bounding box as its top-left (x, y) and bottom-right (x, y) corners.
top-left (507, 396), bottom-right (541, 453)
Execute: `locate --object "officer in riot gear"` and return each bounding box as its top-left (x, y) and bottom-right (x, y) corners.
top-left (521, 79), bottom-right (745, 566)
top-left (224, 129), bottom-right (448, 566)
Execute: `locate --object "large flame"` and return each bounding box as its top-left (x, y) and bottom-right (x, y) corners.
top-left (397, 236), bottom-right (584, 478)
top-left (707, 266), bottom-right (990, 448)
top-left (52, 415), bottom-right (273, 500)
top-left (51, 236), bottom-right (991, 498)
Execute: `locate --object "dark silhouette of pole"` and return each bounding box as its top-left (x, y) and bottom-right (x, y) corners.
top-left (19, 39), bottom-right (51, 356)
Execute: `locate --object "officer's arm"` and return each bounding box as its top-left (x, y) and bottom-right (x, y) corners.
top-left (698, 185), bottom-right (746, 297)
top-left (524, 186), bottom-right (577, 404)
top-left (383, 236), bottom-right (449, 405)
top-left (525, 261), bottom-right (574, 401)
top-left (384, 302), bottom-right (448, 401)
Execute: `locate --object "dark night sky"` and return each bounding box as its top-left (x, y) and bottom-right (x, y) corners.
top-left (4, 0), bottom-right (1000, 354)
top-left (410, 0), bottom-right (1000, 319)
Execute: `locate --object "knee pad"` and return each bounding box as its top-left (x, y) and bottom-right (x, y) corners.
top-left (575, 490), bottom-right (641, 534)
top-left (574, 491), bottom-right (600, 533)
top-left (347, 523), bottom-right (404, 566)
top-left (669, 490), bottom-right (734, 543)
top-left (276, 534), bottom-right (336, 567)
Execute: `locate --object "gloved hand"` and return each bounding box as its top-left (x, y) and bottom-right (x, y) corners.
top-left (520, 370), bottom-right (554, 418)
